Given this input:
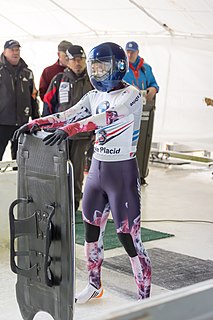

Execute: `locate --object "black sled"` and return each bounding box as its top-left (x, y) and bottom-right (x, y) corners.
top-left (136, 97), bottom-right (156, 185)
top-left (9, 132), bottom-right (75, 320)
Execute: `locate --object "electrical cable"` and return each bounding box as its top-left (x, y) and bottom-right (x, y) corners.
top-left (141, 219), bottom-right (213, 224)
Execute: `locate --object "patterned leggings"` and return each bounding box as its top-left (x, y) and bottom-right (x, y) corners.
top-left (82, 157), bottom-right (151, 299)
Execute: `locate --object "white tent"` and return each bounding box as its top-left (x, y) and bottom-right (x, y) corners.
top-left (1, 0), bottom-right (213, 151)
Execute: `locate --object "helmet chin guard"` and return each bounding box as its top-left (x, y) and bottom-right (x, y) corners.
top-left (87, 42), bottom-right (128, 92)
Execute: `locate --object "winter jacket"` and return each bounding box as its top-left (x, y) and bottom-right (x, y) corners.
top-left (0, 53), bottom-right (40, 126)
top-left (43, 67), bottom-right (93, 140)
top-left (39, 60), bottom-right (66, 101)
top-left (123, 56), bottom-right (159, 92)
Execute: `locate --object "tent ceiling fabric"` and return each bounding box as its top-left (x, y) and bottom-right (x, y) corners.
top-left (0, 0), bottom-right (213, 151)
top-left (0, 0), bottom-right (213, 40)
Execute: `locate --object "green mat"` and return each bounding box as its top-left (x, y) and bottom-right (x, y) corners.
top-left (75, 212), bottom-right (174, 250)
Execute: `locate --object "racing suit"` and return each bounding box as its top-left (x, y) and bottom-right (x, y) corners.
top-left (30, 82), bottom-right (152, 299)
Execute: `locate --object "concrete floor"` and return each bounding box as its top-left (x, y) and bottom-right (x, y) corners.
top-left (0, 158), bottom-right (213, 320)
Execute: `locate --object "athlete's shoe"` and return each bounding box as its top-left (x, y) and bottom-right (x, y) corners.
top-left (75, 283), bottom-right (103, 304)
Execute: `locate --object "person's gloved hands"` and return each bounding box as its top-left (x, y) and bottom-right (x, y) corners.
top-left (43, 129), bottom-right (68, 146)
top-left (12, 123), bottom-right (41, 141)
top-left (43, 122), bottom-right (96, 146)
top-left (43, 122), bottom-right (80, 146)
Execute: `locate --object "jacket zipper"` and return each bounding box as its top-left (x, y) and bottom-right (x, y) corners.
top-left (10, 74), bottom-right (15, 91)
top-left (20, 76), bottom-right (24, 92)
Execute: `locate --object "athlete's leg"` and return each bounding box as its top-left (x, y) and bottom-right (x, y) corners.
top-left (117, 219), bottom-right (151, 299)
top-left (103, 159), bottom-right (151, 300)
top-left (83, 205), bottom-right (110, 286)
top-left (98, 203), bottom-right (110, 262)
top-left (84, 222), bottom-right (101, 289)
top-left (76, 159), bottom-right (109, 303)
top-left (129, 216), bottom-right (151, 299)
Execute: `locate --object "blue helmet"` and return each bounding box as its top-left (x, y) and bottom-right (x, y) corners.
top-left (87, 42), bottom-right (128, 92)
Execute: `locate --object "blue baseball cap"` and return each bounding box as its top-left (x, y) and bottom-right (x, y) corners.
top-left (4, 39), bottom-right (21, 49)
top-left (125, 41), bottom-right (139, 52)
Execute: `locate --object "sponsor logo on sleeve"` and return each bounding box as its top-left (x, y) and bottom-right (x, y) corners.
top-left (130, 93), bottom-right (141, 107)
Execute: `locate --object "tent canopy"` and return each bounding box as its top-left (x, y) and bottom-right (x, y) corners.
top-left (1, 0), bottom-right (213, 40)
top-left (1, 0), bottom-right (213, 151)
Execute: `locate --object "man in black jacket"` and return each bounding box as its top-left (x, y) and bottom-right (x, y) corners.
top-left (43, 45), bottom-right (93, 211)
top-left (0, 39), bottom-right (40, 161)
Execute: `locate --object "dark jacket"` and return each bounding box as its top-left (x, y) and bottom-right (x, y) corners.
top-left (43, 67), bottom-right (93, 139)
top-left (0, 53), bottom-right (40, 126)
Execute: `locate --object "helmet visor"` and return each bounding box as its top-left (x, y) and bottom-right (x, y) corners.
top-left (87, 57), bottom-right (112, 81)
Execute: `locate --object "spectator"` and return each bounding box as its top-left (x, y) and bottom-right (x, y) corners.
top-left (123, 41), bottom-right (159, 100)
top-left (42, 45), bottom-right (93, 211)
top-left (39, 40), bottom-right (72, 101)
top-left (0, 39), bottom-right (39, 161)
top-left (123, 41), bottom-right (159, 185)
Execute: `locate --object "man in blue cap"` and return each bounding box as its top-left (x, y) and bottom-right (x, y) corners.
top-left (123, 41), bottom-right (159, 102)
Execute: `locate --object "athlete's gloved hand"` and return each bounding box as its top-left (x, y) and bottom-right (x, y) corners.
top-left (42, 122), bottom-right (82, 146)
top-left (30, 123), bottom-right (41, 134)
top-left (12, 123), bottom-right (41, 141)
top-left (12, 124), bottom-right (30, 141)
top-left (43, 129), bottom-right (68, 146)
top-left (43, 122), bottom-right (96, 146)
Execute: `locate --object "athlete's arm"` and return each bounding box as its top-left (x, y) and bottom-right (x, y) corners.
top-left (43, 87), bottom-right (142, 145)
top-left (35, 92), bottom-right (92, 129)
top-left (12, 92), bottom-right (92, 141)
top-left (59, 87), bottom-right (142, 137)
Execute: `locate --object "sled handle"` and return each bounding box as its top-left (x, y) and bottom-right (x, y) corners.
top-left (42, 203), bottom-right (55, 286)
top-left (9, 198), bottom-right (56, 286)
top-left (9, 197), bottom-right (38, 278)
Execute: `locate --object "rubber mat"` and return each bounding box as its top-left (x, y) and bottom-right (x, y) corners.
top-left (104, 248), bottom-right (213, 289)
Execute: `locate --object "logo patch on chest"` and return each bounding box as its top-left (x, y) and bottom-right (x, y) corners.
top-left (96, 101), bottom-right (110, 114)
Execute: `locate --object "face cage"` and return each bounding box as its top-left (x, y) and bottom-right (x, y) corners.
top-left (87, 57), bottom-right (114, 82)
